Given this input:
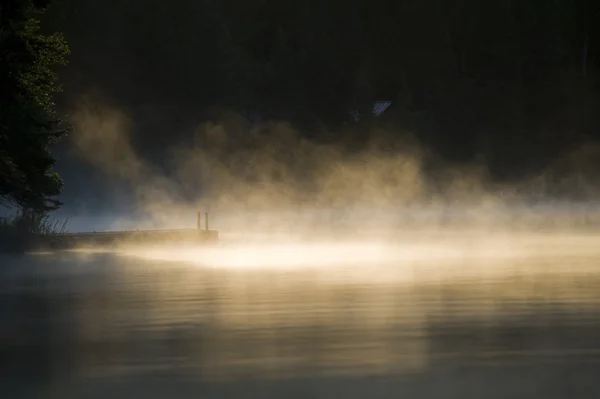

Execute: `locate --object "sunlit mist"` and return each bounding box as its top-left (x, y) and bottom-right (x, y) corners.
top-left (101, 230), bottom-right (600, 286)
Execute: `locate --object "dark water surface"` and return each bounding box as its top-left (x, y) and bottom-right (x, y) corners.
top-left (2, 242), bottom-right (600, 398)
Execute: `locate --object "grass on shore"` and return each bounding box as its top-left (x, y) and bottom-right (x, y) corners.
top-left (1, 211), bottom-right (68, 235)
top-left (0, 210), bottom-right (68, 253)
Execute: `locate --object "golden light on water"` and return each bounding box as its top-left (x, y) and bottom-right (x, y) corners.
top-left (145, 242), bottom-right (389, 269)
top-left (111, 230), bottom-right (600, 283)
top-left (20, 227), bottom-right (600, 384)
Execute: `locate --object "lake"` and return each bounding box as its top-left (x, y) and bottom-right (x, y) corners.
top-left (2, 231), bottom-right (600, 398)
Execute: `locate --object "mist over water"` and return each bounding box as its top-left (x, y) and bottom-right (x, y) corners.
top-left (4, 228), bottom-right (600, 398)
top-left (58, 96), bottom-right (600, 239)
top-left (6, 97), bottom-right (600, 398)
top-left (5, 0), bottom-right (600, 396)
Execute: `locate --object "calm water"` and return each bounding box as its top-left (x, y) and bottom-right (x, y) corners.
top-left (2, 235), bottom-right (600, 398)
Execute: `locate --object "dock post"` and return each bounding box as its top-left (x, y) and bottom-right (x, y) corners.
top-left (197, 212), bottom-right (201, 230)
top-left (205, 212), bottom-right (209, 231)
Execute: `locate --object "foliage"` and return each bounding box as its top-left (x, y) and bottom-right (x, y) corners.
top-left (0, 0), bottom-right (70, 212)
top-left (0, 208), bottom-right (68, 235)
top-left (0, 208), bottom-right (68, 253)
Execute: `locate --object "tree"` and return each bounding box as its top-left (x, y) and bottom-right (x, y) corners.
top-left (0, 0), bottom-right (70, 212)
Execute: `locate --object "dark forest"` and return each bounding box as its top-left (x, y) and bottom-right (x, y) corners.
top-left (4, 0), bottom-right (600, 213)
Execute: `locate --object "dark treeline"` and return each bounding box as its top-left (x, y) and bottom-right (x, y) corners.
top-left (1, 0), bottom-right (70, 212)
top-left (46, 0), bottom-right (600, 184)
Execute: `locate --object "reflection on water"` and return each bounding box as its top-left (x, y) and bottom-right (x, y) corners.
top-left (2, 234), bottom-right (600, 398)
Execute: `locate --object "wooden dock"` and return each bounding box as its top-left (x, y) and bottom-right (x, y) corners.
top-left (34, 212), bottom-right (218, 250)
top-left (38, 228), bottom-right (218, 250)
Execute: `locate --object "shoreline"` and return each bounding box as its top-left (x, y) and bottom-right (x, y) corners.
top-left (0, 228), bottom-right (219, 253)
